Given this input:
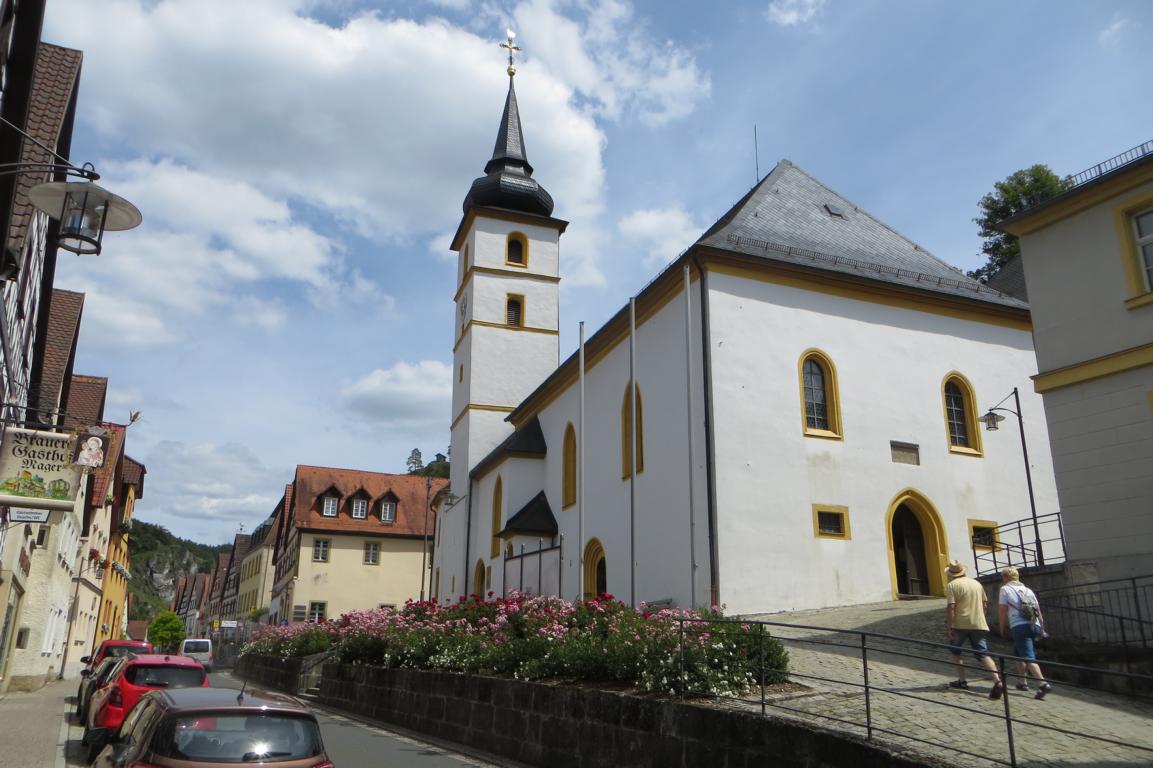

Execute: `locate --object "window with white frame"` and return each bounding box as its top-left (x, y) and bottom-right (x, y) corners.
top-left (380, 500), bottom-right (396, 523)
top-left (312, 539), bottom-right (330, 562)
top-left (352, 498), bottom-right (368, 519)
top-left (322, 496), bottom-right (338, 517)
top-left (308, 602), bottom-right (327, 622)
top-left (363, 541), bottom-right (380, 565)
top-left (1135, 207), bottom-right (1153, 291)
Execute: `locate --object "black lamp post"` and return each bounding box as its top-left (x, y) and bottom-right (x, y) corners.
top-left (981, 387), bottom-right (1044, 566)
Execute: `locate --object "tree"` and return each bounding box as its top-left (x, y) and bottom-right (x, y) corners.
top-left (406, 448), bottom-right (424, 474)
top-left (423, 452), bottom-right (450, 478)
top-left (969, 164), bottom-right (1069, 284)
top-left (147, 610), bottom-right (186, 653)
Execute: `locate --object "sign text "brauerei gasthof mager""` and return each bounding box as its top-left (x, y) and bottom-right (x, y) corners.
top-left (0, 428), bottom-right (83, 511)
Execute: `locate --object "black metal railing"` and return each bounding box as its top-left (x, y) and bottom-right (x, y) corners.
top-left (1035, 575), bottom-right (1153, 653)
top-left (502, 537), bottom-right (562, 598)
top-left (676, 616), bottom-right (1153, 767)
top-left (1066, 140), bottom-right (1153, 188)
top-left (972, 512), bottom-right (1065, 577)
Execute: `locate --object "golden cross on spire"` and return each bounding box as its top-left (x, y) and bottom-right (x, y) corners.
top-left (500, 29), bottom-right (520, 77)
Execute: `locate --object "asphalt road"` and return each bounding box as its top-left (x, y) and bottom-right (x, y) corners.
top-left (210, 671), bottom-right (501, 768)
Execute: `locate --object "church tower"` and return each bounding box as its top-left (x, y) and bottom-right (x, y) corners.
top-left (449, 33), bottom-right (567, 499)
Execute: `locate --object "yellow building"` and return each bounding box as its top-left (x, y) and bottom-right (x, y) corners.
top-left (237, 514), bottom-right (279, 622)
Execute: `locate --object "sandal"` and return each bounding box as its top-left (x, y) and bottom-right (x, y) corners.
top-left (948, 679), bottom-right (969, 689)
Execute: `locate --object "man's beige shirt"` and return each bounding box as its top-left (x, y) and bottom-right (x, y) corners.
top-left (946, 576), bottom-right (989, 631)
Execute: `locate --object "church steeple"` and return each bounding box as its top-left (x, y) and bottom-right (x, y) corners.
top-left (462, 31), bottom-right (554, 217)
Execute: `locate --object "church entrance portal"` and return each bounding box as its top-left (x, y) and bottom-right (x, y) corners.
top-left (886, 490), bottom-right (948, 599)
top-left (892, 504), bottom-right (929, 595)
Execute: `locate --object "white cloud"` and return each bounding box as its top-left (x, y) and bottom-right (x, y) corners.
top-left (233, 298), bottom-right (289, 332)
top-left (338, 360), bottom-right (452, 432)
top-left (618, 207), bottom-right (703, 270)
top-left (142, 440), bottom-right (286, 543)
top-left (1098, 14), bottom-right (1132, 51)
top-left (766, 0), bottom-right (826, 27)
top-left (515, 0), bottom-right (710, 126)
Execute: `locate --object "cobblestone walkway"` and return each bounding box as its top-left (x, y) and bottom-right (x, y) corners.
top-left (741, 600), bottom-right (1153, 767)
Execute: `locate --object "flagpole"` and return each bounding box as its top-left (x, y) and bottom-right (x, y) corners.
top-left (684, 265), bottom-right (697, 608)
top-left (578, 321), bottom-right (586, 601)
top-left (629, 298), bottom-right (637, 609)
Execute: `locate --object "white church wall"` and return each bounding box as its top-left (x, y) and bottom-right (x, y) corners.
top-left (705, 271), bottom-right (1059, 615)
top-left (527, 279), bottom-right (711, 608)
top-left (467, 326), bottom-right (558, 404)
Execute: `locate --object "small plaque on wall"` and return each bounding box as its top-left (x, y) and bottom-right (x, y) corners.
top-left (890, 441), bottom-right (920, 465)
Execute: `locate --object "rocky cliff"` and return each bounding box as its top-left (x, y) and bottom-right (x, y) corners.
top-left (128, 520), bottom-right (229, 620)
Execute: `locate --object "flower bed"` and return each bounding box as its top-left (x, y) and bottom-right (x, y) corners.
top-left (242, 593), bottom-right (787, 696)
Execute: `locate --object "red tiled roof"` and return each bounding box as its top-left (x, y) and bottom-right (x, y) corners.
top-left (31, 289), bottom-right (84, 422)
top-left (291, 465), bottom-right (446, 537)
top-left (125, 620), bottom-right (149, 642)
top-left (121, 455), bottom-right (146, 499)
top-left (7, 44), bottom-right (83, 254)
top-left (64, 375), bottom-right (107, 426)
top-left (91, 424), bottom-right (124, 503)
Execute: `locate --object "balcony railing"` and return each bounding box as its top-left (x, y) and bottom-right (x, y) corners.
top-left (971, 512), bottom-right (1066, 578)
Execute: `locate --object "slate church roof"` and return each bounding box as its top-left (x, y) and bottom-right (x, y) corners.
top-left (697, 160), bottom-right (1026, 310)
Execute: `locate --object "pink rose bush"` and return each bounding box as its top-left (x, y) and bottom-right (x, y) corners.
top-left (242, 592), bottom-right (787, 696)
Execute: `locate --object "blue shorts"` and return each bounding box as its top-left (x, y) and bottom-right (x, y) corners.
top-left (1012, 623), bottom-right (1040, 661)
top-left (949, 629), bottom-right (990, 660)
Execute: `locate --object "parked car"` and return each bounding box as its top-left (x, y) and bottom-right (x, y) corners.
top-left (87, 686), bottom-right (333, 767)
top-left (85, 654), bottom-right (209, 763)
top-left (179, 638), bottom-right (213, 671)
top-left (80, 639), bottom-right (153, 672)
top-left (76, 657), bottom-right (122, 723)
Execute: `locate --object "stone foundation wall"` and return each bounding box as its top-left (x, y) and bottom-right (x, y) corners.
top-left (312, 662), bottom-right (934, 768)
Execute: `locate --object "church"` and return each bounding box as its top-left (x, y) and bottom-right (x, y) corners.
top-left (429, 44), bottom-right (1060, 615)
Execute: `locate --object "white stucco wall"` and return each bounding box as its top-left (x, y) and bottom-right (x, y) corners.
top-left (1020, 178), bottom-right (1153, 372)
top-left (1037, 362), bottom-right (1153, 571)
top-left (706, 272), bottom-right (1058, 614)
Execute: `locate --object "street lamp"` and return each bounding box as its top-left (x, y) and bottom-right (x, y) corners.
top-left (0, 115), bottom-right (142, 256)
top-left (982, 386), bottom-right (1043, 566)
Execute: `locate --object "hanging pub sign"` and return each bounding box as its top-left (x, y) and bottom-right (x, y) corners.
top-left (73, 429), bottom-right (108, 468)
top-left (0, 427), bottom-right (83, 511)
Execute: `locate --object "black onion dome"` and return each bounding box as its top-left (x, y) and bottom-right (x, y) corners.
top-left (463, 78), bottom-right (554, 217)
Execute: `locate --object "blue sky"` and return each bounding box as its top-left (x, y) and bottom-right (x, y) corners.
top-left (42, 0), bottom-right (1153, 544)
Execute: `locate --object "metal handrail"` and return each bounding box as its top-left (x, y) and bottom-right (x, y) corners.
top-left (971, 512), bottom-right (1065, 577)
top-left (676, 615), bottom-right (1153, 768)
top-left (1066, 140), bottom-right (1153, 188)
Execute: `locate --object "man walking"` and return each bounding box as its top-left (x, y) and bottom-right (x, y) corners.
top-left (944, 560), bottom-right (1004, 699)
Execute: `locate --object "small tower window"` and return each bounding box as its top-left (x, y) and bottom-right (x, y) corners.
top-left (506, 233), bottom-right (527, 266)
top-left (506, 296), bottom-right (523, 327)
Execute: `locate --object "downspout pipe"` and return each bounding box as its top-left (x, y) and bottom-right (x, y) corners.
top-left (463, 481), bottom-right (473, 595)
top-left (690, 252), bottom-right (720, 607)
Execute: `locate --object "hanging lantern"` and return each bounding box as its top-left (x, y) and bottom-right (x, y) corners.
top-left (27, 180), bottom-right (142, 256)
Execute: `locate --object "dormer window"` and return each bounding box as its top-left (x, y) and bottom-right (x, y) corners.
top-left (824, 203), bottom-right (846, 219)
top-left (322, 496), bottom-right (338, 517)
top-left (380, 500), bottom-right (396, 523)
top-left (351, 498), bottom-right (368, 519)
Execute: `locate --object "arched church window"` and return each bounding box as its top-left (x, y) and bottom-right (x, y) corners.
top-left (562, 423), bottom-right (577, 508)
top-left (620, 383), bottom-right (645, 478)
top-left (490, 476), bottom-right (503, 558)
top-left (943, 374), bottom-right (982, 455)
top-left (506, 233), bottom-right (527, 266)
top-left (799, 349), bottom-right (842, 438)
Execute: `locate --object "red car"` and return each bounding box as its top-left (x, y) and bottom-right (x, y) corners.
top-left (81, 639), bottom-right (153, 671)
top-left (85, 654), bottom-right (208, 762)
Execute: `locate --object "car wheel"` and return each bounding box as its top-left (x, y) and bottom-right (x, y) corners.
top-left (86, 739), bottom-right (102, 764)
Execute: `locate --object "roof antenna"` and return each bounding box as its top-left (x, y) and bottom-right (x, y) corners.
top-left (754, 124), bottom-right (760, 185)
top-left (237, 678), bottom-right (248, 703)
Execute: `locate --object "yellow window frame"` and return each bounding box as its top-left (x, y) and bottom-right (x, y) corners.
top-left (812, 504), bottom-right (851, 540)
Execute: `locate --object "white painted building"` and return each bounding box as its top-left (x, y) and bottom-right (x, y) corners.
top-left (999, 141), bottom-right (1153, 581)
top-left (432, 65), bottom-right (1060, 615)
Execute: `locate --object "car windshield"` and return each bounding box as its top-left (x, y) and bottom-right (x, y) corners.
top-left (151, 713), bottom-right (323, 763)
top-left (183, 641), bottom-right (211, 654)
top-left (106, 645), bottom-right (144, 659)
top-left (124, 665), bottom-right (206, 688)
